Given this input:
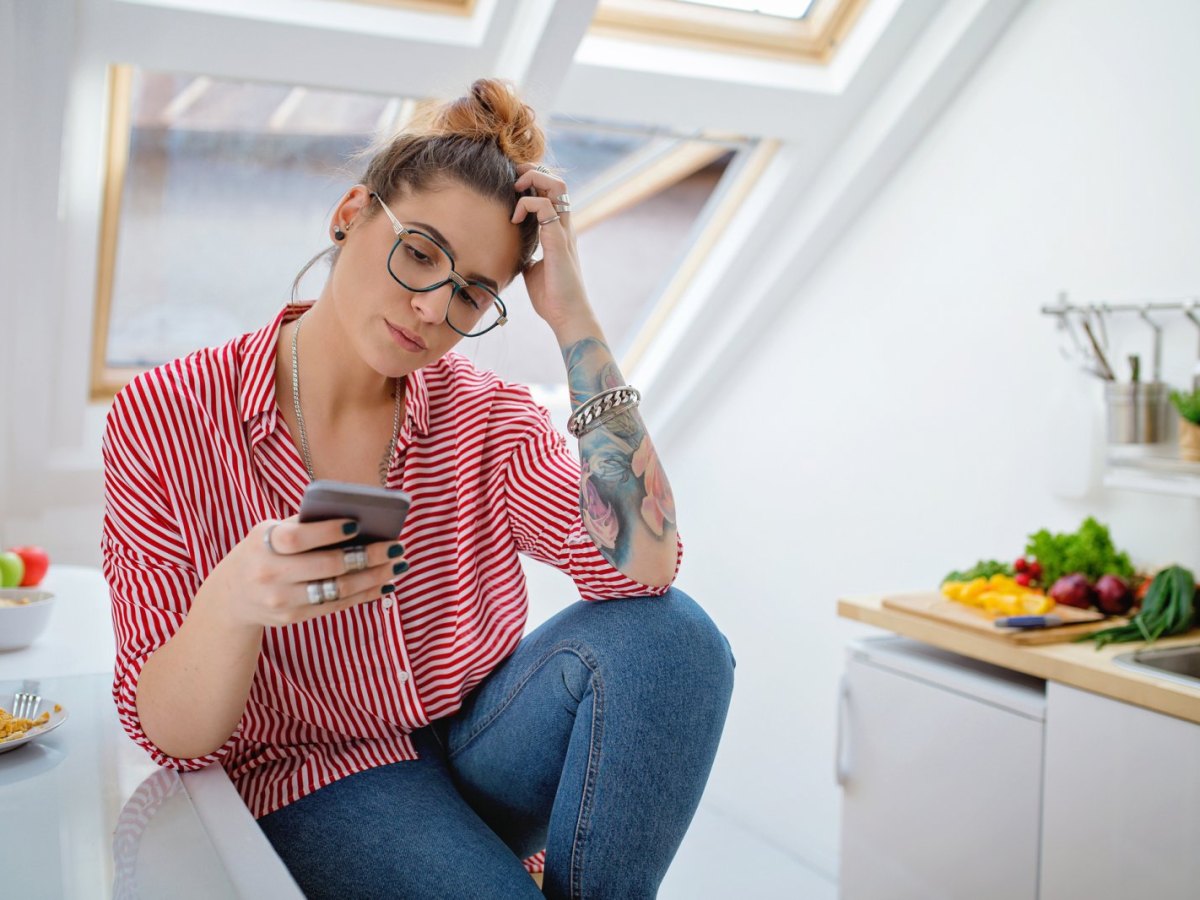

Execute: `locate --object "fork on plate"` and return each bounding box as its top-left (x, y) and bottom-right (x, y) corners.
top-left (11, 679), bottom-right (41, 720)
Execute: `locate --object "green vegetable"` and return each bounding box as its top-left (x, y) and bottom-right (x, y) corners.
top-left (1170, 387), bottom-right (1200, 425)
top-left (1076, 565), bottom-right (1197, 648)
top-left (1024, 517), bottom-right (1133, 589)
top-left (943, 559), bottom-right (1013, 584)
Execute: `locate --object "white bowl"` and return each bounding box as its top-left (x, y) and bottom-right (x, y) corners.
top-left (0, 589), bottom-right (55, 651)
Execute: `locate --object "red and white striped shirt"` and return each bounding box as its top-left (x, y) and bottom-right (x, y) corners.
top-left (102, 302), bottom-right (683, 870)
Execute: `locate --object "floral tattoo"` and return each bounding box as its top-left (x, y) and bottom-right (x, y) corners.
top-left (564, 338), bottom-right (677, 568)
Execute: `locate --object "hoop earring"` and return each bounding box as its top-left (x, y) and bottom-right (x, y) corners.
top-left (333, 224), bottom-right (346, 241)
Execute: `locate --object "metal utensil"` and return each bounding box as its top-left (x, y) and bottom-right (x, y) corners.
top-left (1138, 306), bottom-right (1163, 383)
top-left (11, 679), bottom-right (40, 720)
top-left (1080, 317), bottom-right (1116, 380)
top-left (1185, 302), bottom-right (1200, 391)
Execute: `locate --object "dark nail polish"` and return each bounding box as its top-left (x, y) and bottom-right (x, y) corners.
top-left (393, 561), bottom-right (409, 575)
top-left (381, 584), bottom-right (395, 594)
top-left (387, 543), bottom-right (404, 559)
top-left (342, 522), bottom-right (359, 535)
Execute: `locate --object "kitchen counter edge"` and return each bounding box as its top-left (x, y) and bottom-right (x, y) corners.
top-left (838, 593), bottom-right (1200, 725)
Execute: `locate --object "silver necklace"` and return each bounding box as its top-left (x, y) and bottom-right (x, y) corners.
top-left (291, 313), bottom-right (402, 486)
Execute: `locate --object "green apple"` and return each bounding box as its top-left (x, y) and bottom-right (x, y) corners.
top-left (0, 551), bottom-right (24, 588)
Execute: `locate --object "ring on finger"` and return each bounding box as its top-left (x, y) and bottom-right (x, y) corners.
top-left (533, 164), bottom-right (552, 175)
top-left (343, 545), bottom-right (368, 573)
top-left (320, 578), bottom-right (340, 603)
top-left (264, 522), bottom-right (281, 554)
top-left (306, 582), bottom-right (325, 605)
top-left (554, 202), bottom-right (571, 213)
top-left (554, 192), bottom-right (570, 205)
top-left (538, 214), bottom-right (561, 226)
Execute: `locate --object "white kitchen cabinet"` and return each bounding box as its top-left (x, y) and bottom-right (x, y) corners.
top-left (838, 637), bottom-right (1046, 900)
top-left (1039, 682), bottom-right (1200, 900)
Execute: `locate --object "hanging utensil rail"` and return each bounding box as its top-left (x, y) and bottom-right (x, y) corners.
top-left (1042, 293), bottom-right (1200, 389)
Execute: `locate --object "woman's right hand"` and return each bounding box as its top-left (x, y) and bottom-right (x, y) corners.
top-left (208, 515), bottom-right (408, 629)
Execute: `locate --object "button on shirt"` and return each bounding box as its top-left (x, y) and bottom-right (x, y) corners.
top-left (101, 303), bottom-right (683, 835)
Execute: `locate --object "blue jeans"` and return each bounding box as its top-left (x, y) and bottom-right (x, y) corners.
top-left (257, 587), bottom-right (735, 899)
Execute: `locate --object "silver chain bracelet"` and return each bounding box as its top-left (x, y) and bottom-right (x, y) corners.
top-left (567, 385), bottom-right (641, 437)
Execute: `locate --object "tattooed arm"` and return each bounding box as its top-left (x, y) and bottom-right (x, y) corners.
top-left (555, 316), bottom-right (679, 588)
top-left (510, 160), bottom-right (678, 588)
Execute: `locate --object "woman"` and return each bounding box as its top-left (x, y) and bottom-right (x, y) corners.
top-left (102, 78), bottom-right (735, 899)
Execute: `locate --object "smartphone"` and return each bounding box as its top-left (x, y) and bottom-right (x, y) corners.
top-left (298, 480), bottom-right (412, 548)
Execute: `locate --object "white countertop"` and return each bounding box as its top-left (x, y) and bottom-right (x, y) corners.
top-left (0, 672), bottom-right (301, 899)
top-left (0, 564), bottom-right (116, 680)
top-left (0, 567), bottom-right (302, 898)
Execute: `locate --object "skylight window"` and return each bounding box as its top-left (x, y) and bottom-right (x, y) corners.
top-left (592, 0), bottom-right (865, 64)
top-left (673, 0), bottom-right (816, 19)
top-left (91, 65), bottom-right (756, 400)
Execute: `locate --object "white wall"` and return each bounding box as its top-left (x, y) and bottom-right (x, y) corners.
top-left (660, 0), bottom-right (1200, 878)
top-left (5, 0), bottom-right (1200, 884)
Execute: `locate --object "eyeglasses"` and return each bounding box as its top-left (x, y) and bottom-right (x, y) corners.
top-left (370, 192), bottom-right (508, 338)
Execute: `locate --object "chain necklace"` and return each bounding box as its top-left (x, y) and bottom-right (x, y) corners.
top-left (291, 313), bottom-right (402, 486)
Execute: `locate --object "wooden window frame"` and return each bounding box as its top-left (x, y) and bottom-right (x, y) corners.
top-left (325, 0), bottom-right (475, 15)
top-left (592, 0), bottom-right (868, 64)
top-left (91, 64), bottom-right (138, 402)
top-left (622, 139), bottom-right (777, 375)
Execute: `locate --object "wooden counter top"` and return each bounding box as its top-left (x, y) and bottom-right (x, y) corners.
top-left (839, 594), bottom-right (1200, 726)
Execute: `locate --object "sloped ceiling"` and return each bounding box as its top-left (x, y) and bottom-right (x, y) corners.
top-left (2, 0), bottom-right (1023, 510)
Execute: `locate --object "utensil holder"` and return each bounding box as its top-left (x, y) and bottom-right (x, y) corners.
top-left (1105, 381), bottom-right (1166, 444)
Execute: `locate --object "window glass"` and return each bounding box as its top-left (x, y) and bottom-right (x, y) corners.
top-left (97, 67), bottom-right (750, 392)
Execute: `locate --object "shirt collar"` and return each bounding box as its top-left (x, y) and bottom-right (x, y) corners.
top-left (239, 302), bottom-right (431, 438)
top-left (239, 303), bottom-right (298, 428)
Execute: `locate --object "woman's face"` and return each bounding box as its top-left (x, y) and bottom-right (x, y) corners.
top-left (327, 182), bottom-right (522, 378)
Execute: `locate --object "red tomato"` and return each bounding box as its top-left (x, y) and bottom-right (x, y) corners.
top-left (1029, 561), bottom-right (1043, 579)
top-left (1014, 557), bottom-right (1029, 573)
top-left (1014, 572), bottom-right (1033, 587)
top-left (9, 545), bottom-right (50, 587)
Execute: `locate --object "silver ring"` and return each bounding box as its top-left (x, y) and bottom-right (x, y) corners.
top-left (554, 202), bottom-right (571, 213)
top-left (320, 578), bottom-right (340, 603)
top-left (306, 582), bottom-right (324, 605)
top-left (533, 164), bottom-right (551, 175)
top-left (538, 215), bottom-right (560, 226)
top-left (343, 545), bottom-right (368, 573)
top-left (264, 523), bottom-right (281, 554)
top-left (554, 192), bottom-right (570, 204)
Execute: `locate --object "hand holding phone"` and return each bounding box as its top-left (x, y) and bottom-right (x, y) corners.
top-left (298, 480), bottom-right (412, 548)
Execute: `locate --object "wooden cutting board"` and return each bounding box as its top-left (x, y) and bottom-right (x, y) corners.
top-left (881, 592), bottom-right (1120, 645)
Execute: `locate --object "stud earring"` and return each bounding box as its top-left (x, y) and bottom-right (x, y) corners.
top-left (333, 224), bottom-right (346, 241)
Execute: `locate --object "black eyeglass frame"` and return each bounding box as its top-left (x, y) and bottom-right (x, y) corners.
top-left (369, 191), bottom-right (508, 338)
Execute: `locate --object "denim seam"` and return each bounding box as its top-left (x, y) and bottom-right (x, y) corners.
top-left (444, 640), bottom-right (604, 898)
top-left (447, 641), bottom-right (598, 758)
top-left (570, 656), bottom-right (603, 900)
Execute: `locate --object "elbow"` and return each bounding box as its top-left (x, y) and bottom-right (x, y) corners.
top-left (617, 548), bottom-right (680, 589)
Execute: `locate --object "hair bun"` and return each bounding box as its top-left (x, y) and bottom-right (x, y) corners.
top-left (421, 78), bottom-right (545, 165)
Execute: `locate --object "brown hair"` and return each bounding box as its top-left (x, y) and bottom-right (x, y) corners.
top-left (293, 78), bottom-right (546, 296)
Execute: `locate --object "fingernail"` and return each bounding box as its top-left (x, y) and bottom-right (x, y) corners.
top-left (393, 561), bottom-right (410, 575)
top-left (342, 522), bottom-right (359, 535)
top-left (381, 584), bottom-right (396, 594)
top-left (387, 543), bottom-right (404, 559)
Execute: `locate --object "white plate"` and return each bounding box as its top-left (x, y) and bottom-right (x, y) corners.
top-left (0, 697), bottom-right (68, 754)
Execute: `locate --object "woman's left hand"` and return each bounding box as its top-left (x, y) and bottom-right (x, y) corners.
top-left (512, 163), bottom-right (594, 333)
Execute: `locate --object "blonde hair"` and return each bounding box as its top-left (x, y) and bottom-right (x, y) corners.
top-left (294, 78), bottom-right (547, 296)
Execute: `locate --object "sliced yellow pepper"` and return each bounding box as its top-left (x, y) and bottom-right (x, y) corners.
top-left (941, 576), bottom-right (1055, 619)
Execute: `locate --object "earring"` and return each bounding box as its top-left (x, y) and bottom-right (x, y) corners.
top-left (333, 224), bottom-right (346, 241)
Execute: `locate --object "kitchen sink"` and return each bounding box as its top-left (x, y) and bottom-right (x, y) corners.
top-left (1113, 643), bottom-right (1200, 689)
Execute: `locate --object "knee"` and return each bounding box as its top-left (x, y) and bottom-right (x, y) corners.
top-left (593, 587), bottom-right (736, 684)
